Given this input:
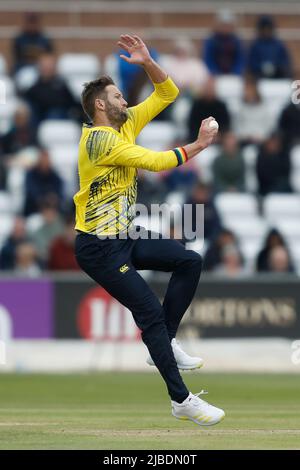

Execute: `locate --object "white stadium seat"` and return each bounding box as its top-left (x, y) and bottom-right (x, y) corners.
top-left (258, 79), bottom-right (292, 122)
top-left (25, 213), bottom-right (44, 234)
top-left (289, 243), bottom-right (300, 275)
top-left (171, 95), bottom-right (192, 140)
top-left (291, 145), bottom-right (300, 169)
top-left (263, 194), bottom-right (300, 223)
top-left (215, 193), bottom-right (259, 219)
top-left (0, 214), bottom-right (14, 250)
top-left (66, 76), bottom-right (92, 101)
top-left (192, 144), bottom-right (220, 182)
top-left (258, 79), bottom-right (291, 104)
top-left (57, 53), bottom-right (100, 79)
top-left (0, 76), bottom-right (15, 99)
top-left (0, 55), bottom-right (7, 76)
top-left (241, 145), bottom-right (259, 193)
top-left (6, 166), bottom-right (26, 214)
top-left (221, 216), bottom-right (268, 242)
top-left (290, 146), bottom-right (300, 192)
top-left (0, 99), bottom-right (18, 134)
top-left (14, 65), bottom-right (39, 92)
top-left (274, 219), bottom-right (300, 244)
top-left (38, 120), bottom-right (81, 148)
top-left (291, 172), bottom-right (300, 193)
top-left (0, 191), bottom-right (11, 213)
top-left (137, 121), bottom-right (177, 151)
top-left (240, 239), bottom-right (263, 270)
top-left (103, 54), bottom-right (121, 88)
top-left (48, 145), bottom-right (79, 196)
top-left (215, 75), bottom-right (243, 114)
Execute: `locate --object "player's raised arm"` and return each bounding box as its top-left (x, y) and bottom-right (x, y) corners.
top-left (118, 34), bottom-right (168, 84)
top-left (117, 34), bottom-right (179, 135)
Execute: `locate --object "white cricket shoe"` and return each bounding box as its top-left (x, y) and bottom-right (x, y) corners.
top-left (146, 338), bottom-right (204, 370)
top-left (171, 391), bottom-right (225, 426)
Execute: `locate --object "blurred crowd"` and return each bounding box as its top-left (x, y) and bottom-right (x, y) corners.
top-left (0, 11), bottom-right (299, 277)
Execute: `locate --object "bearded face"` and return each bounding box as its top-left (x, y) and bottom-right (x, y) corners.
top-left (103, 85), bottom-right (129, 128)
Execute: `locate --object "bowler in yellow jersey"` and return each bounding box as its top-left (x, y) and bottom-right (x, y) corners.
top-left (74, 35), bottom-right (225, 426)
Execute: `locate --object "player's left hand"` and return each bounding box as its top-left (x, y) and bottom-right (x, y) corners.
top-left (117, 34), bottom-right (152, 66)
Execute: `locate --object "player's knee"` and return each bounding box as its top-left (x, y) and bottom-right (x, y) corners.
top-left (186, 250), bottom-right (203, 272)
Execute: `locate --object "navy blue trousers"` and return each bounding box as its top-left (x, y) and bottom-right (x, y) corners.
top-left (75, 230), bottom-right (202, 402)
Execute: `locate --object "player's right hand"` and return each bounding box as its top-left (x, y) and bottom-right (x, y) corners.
top-left (197, 116), bottom-right (218, 149)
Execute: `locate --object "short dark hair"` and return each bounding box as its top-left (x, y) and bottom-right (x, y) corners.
top-left (81, 75), bottom-right (115, 121)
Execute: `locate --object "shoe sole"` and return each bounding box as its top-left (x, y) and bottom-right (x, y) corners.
top-left (173, 411), bottom-right (225, 427)
top-left (146, 361), bottom-right (204, 371)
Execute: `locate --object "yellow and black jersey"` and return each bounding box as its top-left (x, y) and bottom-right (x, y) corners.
top-left (74, 76), bottom-right (188, 236)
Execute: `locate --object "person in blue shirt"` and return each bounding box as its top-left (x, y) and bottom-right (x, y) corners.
top-left (203, 10), bottom-right (245, 76)
top-left (247, 15), bottom-right (292, 79)
top-left (12, 12), bottom-right (53, 72)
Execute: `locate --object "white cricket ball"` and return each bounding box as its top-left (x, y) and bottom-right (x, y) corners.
top-left (208, 120), bottom-right (219, 130)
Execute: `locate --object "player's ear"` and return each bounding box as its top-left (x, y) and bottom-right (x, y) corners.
top-left (95, 98), bottom-right (105, 112)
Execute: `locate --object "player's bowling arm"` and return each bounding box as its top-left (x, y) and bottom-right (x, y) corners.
top-left (128, 76), bottom-right (179, 137)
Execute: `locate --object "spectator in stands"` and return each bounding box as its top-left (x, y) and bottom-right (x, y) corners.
top-left (24, 53), bottom-right (79, 126)
top-left (14, 241), bottom-right (41, 277)
top-left (160, 38), bottom-right (210, 94)
top-left (12, 12), bottom-right (53, 72)
top-left (256, 132), bottom-right (291, 196)
top-left (268, 246), bottom-right (294, 273)
top-left (256, 228), bottom-right (294, 272)
top-left (247, 15), bottom-right (292, 79)
top-left (0, 102), bottom-right (37, 156)
top-left (117, 44), bottom-right (159, 105)
top-left (29, 198), bottom-right (64, 265)
top-left (48, 214), bottom-right (79, 270)
top-left (202, 10), bottom-right (245, 76)
top-left (233, 76), bottom-right (273, 146)
top-left (215, 244), bottom-right (246, 277)
top-left (0, 216), bottom-right (28, 270)
top-left (188, 77), bottom-right (231, 142)
top-left (212, 132), bottom-right (245, 193)
top-left (23, 147), bottom-right (63, 216)
top-left (163, 159), bottom-right (198, 193)
top-left (278, 101), bottom-right (300, 150)
top-left (184, 182), bottom-right (221, 242)
top-left (0, 159), bottom-right (6, 190)
top-left (204, 228), bottom-right (242, 271)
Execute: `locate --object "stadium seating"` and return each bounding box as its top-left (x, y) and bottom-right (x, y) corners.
top-left (57, 53), bottom-right (101, 100)
top-left (290, 145), bottom-right (300, 192)
top-left (6, 166), bottom-right (26, 214)
top-left (192, 144), bottom-right (220, 183)
top-left (48, 145), bottom-right (79, 197)
top-left (14, 65), bottom-right (39, 92)
top-left (258, 79), bottom-right (292, 120)
top-left (241, 145), bottom-right (259, 193)
top-left (263, 194), bottom-right (300, 223)
top-left (137, 121), bottom-right (177, 151)
top-left (215, 75), bottom-right (243, 114)
top-left (0, 55), bottom-right (7, 76)
top-left (215, 193), bottom-right (258, 219)
top-left (37, 120), bottom-right (81, 148)
top-left (57, 53), bottom-right (101, 79)
top-left (103, 54), bottom-right (121, 88)
top-left (0, 191), bottom-right (11, 213)
top-left (0, 214), bottom-right (14, 250)
top-left (275, 219), bottom-right (300, 245)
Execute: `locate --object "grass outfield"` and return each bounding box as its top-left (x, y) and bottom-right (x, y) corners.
top-left (0, 372), bottom-right (299, 450)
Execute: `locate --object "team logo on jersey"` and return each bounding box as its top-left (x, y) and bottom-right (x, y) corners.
top-left (119, 264), bottom-right (130, 273)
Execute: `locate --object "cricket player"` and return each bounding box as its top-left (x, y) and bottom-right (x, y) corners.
top-left (74, 34), bottom-right (225, 426)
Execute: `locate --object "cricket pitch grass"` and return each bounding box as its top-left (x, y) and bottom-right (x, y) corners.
top-left (0, 372), bottom-right (299, 450)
